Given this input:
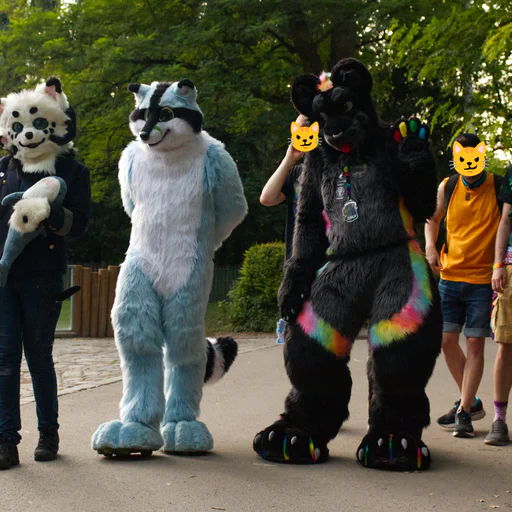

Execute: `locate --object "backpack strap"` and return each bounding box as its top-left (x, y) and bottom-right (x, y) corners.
top-left (444, 174), bottom-right (460, 213)
top-left (493, 174), bottom-right (504, 214)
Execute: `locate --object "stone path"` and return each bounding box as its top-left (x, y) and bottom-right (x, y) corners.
top-left (20, 335), bottom-right (276, 405)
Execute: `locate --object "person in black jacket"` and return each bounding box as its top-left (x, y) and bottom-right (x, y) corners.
top-left (0, 77), bottom-right (91, 469)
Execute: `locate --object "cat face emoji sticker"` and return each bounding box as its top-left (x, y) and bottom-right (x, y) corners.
top-left (290, 121), bottom-right (320, 152)
top-left (452, 141), bottom-right (486, 177)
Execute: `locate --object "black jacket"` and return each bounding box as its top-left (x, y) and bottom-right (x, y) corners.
top-left (0, 151), bottom-right (91, 277)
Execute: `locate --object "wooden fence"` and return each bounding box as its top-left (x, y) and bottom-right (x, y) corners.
top-left (63, 264), bottom-right (120, 338)
top-left (56, 263), bottom-right (241, 338)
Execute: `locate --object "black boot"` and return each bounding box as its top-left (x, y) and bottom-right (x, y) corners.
top-left (34, 429), bottom-right (59, 462)
top-left (0, 436), bottom-right (20, 470)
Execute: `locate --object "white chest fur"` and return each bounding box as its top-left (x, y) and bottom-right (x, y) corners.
top-left (129, 136), bottom-right (208, 296)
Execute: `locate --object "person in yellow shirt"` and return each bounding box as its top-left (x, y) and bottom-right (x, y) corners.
top-left (425, 133), bottom-right (504, 438)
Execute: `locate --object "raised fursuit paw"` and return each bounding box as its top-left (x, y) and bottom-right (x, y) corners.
top-left (10, 198), bottom-right (50, 233)
top-left (162, 420), bottom-right (213, 453)
top-left (253, 420), bottom-right (328, 464)
top-left (392, 117), bottom-right (430, 155)
top-left (91, 420), bottom-right (163, 458)
top-left (356, 429), bottom-right (431, 471)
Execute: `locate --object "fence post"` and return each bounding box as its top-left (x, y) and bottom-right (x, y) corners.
top-left (90, 272), bottom-right (100, 338)
top-left (107, 265), bottom-right (119, 338)
top-left (98, 269), bottom-right (110, 338)
top-left (71, 265), bottom-right (83, 336)
top-left (81, 267), bottom-right (91, 337)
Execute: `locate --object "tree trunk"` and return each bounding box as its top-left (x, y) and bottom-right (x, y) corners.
top-left (328, 19), bottom-right (357, 69)
top-left (282, 6), bottom-right (323, 74)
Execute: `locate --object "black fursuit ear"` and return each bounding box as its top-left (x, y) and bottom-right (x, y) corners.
top-left (291, 74), bottom-right (321, 117)
top-left (46, 76), bottom-right (62, 94)
top-left (330, 58), bottom-right (373, 95)
top-left (128, 83), bottom-right (141, 93)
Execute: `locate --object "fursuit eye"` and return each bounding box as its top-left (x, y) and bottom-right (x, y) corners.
top-left (32, 118), bottom-right (48, 130)
top-left (159, 107), bottom-right (174, 122)
top-left (296, 134), bottom-right (301, 140)
top-left (460, 157), bottom-right (464, 162)
top-left (12, 122), bottom-right (23, 133)
top-left (309, 135), bottom-right (314, 140)
top-left (344, 101), bottom-right (353, 113)
top-left (475, 157), bottom-right (479, 162)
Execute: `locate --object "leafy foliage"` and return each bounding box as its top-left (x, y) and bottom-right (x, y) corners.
top-left (0, 0), bottom-right (510, 266)
top-left (226, 242), bottom-right (284, 332)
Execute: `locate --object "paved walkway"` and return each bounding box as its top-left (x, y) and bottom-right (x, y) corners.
top-left (21, 336), bottom-right (276, 405)
top-left (8, 337), bottom-right (510, 512)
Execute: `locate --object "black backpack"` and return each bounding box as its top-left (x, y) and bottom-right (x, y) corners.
top-left (441, 173), bottom-right (504, 254)
top-left (444, 173), bottom-right (504, 213)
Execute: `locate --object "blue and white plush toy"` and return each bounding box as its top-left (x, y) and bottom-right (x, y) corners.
top-left (91, 79), bottom-right (248, 458)
top-left (0, 176), bottom-right (67, 287)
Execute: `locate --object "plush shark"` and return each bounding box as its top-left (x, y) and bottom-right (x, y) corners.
top-left (0, 176), bottom-right (66, 287)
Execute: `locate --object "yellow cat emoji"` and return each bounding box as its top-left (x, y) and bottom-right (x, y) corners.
top-left (452, 141), bottom-right (486, 177)
top-left (290, 121), bottom-right (320, 152)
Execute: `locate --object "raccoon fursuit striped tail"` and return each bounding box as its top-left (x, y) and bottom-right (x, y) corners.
top-left (204, 337), bottom-right (238, 384)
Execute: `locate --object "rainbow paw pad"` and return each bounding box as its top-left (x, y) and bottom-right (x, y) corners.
top-left (393, 117), bottom-right (429, 144)
top-left (253, 422), bottom-right (328, 465)
top-left (357, 430), bottom-right (431, 471)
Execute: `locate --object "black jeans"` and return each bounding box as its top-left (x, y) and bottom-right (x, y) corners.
top-left (0, 274), bottom-right (63, 444)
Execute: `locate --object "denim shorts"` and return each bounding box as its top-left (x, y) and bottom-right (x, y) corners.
top-left (438, 279), bottom-right (493, 338)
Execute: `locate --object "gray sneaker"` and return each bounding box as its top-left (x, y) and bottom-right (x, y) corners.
top-left (484, 420), bottom-right (510, 446)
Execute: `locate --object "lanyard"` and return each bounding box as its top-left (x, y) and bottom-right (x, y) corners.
top-left (343, 165), bottom-right (351, 197)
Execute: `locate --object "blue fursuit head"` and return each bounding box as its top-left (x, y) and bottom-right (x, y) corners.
top-left (91, 79), bottom-right (248, 458)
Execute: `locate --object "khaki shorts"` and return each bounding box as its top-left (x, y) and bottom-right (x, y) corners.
top-left (491, 266), bottom-right (512, 344)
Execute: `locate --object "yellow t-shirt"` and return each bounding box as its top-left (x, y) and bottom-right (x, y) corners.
top-left (440, 174), bottom-right (501, 284)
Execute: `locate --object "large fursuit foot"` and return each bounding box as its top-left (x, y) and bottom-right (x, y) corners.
top-left (91, 420), bottom-right (163, 458)
top-left (356, 428), bottom-right (431, 471)
top-left (162, 420), bottom-right (213, 454)
top-left (253, 419), bottom-right (329, 464)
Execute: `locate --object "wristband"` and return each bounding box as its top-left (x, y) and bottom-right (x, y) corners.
top-left (493, 262), bottom-right (504, 270)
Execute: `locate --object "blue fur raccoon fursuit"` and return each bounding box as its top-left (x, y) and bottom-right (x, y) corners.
top-left (91, 79), bottom-right (247, 458)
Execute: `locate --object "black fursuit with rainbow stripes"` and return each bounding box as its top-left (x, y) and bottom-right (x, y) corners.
top-left (253, 58), bottom-right (442, 471)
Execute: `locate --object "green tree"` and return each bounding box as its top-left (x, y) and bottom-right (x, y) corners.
top-left (0, 0), bottom-right (492, 265)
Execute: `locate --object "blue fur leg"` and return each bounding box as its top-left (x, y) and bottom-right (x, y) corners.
top-left (162, 420), bottom-right (213, 453)
top-left (92, 420), bottom-right (163, 452)
top-left (91, 257), bottom-right (166, 454)
top-left (161, 263), bottom-right (212, 453)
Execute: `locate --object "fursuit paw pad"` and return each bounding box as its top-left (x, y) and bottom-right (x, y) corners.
top-left (91, 420), bottom-right (163, 457)
top-left (253, 421), bottom-right (328, 464)
top-left (162, 421), bottom-right (213, 453)
top-left (356, 431), bottom-right (431, 471)
top-left (392, 117), bottom-right (430, 154)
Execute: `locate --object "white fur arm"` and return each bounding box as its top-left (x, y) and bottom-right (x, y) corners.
top-left (10, 198), bottom-right (50, 233)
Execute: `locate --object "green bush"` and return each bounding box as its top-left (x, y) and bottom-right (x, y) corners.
top-left (226, 242), bottom-right (285, 332)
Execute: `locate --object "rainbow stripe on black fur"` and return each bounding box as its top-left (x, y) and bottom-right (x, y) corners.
top-left (369, 198), bottom-right (432, 349)
top-left (297, 300), bottom-right (352, 358)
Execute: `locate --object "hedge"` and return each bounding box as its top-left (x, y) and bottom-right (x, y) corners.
top-left (226, 242), bottom-right (285, 332)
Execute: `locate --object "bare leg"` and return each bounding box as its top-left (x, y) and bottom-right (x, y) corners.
top-left (442, 331), bottom-right (465, 392)
top-left (494, 343), bottom-right (512, 403)
top-left (460, 337), bottom-right (485, 412)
